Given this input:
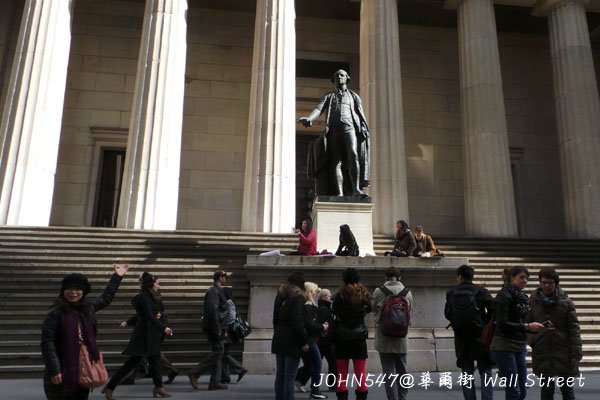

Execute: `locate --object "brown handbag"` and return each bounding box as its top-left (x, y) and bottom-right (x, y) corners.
top-left (78, 325), bottom-right (108, 389)
top-left (481, 318), bottom-right (496, 347)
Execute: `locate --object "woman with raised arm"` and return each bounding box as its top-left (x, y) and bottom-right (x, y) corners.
top-left (41, 263), bottom-right (130, 400)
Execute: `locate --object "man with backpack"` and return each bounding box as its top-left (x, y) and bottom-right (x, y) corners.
top-left (371, 267), bottom-right (412, 400)
top-left (444, 265), bottom-right (493, 400)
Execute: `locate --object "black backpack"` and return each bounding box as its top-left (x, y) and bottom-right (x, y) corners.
top-left (447, 286), bottom-right (483, 336)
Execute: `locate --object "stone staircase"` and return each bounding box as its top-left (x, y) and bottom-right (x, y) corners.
top-left (0, 226), bottom-right (298, 378)
top-left (0, 227), bottom-right (599, 378)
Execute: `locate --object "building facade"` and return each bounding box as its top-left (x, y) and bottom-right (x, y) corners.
top-left (1, 0), bottom-right (600, 238)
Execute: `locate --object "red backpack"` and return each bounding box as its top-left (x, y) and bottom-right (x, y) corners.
top-left (378, 285), bottom-right (411, 338)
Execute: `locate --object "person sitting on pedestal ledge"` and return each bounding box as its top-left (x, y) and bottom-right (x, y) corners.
top-left (290, 218), bottom-right (317, 256)
top-left (384, 220), bottom-right (416, 257)
top-left (412, 225), bottom-right (444, 257)
top-left (335, 224), bottom-right (359, 256)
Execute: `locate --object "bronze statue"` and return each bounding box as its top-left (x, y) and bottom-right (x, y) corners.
top-left (299, 70), bottom-right (370, 197)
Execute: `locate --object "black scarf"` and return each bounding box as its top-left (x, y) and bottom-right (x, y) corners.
top-left (537, 288), bottom-right (559, 306)
top-left (503, 283), bottom-right (530, 318)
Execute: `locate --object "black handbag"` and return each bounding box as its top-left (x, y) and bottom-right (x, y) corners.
top-left (229, 315), bottom-right (252, 344)
top-left (334, 322), bottom-right (368, 341)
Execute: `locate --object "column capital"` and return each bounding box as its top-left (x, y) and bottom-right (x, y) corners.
top-left (532, 0), bottom-right (588, 16)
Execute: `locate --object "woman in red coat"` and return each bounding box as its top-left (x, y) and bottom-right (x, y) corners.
top-left (292, 218), bottom-right (317, 256)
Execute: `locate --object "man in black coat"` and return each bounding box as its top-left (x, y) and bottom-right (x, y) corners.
top-left (188, 271), bottom-right (229, 391)
top-left (444, 265), bottom-right (493, 400)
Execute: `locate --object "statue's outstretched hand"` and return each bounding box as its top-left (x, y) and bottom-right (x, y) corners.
top-left (297, 117), bottom-right (312, 127)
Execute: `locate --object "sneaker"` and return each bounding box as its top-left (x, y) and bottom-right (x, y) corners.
top-left (310, 393), bottom-right (328, 399)
top-left (295, 380), bottom-right (307, 393)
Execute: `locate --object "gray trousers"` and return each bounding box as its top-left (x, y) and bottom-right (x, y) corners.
top-left (189, 337), bottom-right (225, 385)
top-left (379, 352), bottom-right (408, 400)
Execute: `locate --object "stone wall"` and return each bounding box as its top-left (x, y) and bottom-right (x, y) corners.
top-left (50, 0), bottom-right (142, 226)
top-left (177, 8), bottom-right (255, 230)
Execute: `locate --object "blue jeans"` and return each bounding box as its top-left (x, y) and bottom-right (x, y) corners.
top-left (275, 354), bottom-right (301, 400)
top-left (492, 348), bottom-right (527, 400)
top-left (296, 340), bottom-right (324, 395)
top-left (461, 360), bottom-right (493, 400)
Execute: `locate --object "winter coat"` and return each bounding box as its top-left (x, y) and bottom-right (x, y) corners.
top-left (525, 287), bottom-right (582, 376)
top-left (271, 283), bottom-right (309, 358)
top-left (317, 299), bottom-right (334, 343)
top-left (444, 281), bottom-right (493, 368)
top-left (41, 273), bottom-right (123, 378)
top-left (297, 228), bottom-right (317, 256)
top-left (372, 280), bottom-right (413, 354)
top-left (202, 284), bottom-right (228, 338)
top-left (123, 289), bottom-right (166, 356)
top-left (394, 230), bottom-right (416, 256)
top-left (332, 289), bottom-right (372, 359)
top-left (303, 302), bottom-right (325, 340)
top-left (335, 232), bottom-right (359, 256)
top-left (490, 285), bottom-right (528, 352)
top-left (413, 234), bottom-right (437, 257)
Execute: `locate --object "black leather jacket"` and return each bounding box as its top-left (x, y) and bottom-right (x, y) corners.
top-left (40, 274), bottom-right (123, 377)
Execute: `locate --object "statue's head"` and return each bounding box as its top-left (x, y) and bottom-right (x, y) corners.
top-left (331, 69), bottom-right (350, 87)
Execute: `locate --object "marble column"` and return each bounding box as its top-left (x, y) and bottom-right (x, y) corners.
top-left (0, 0), bottom-right (73, 226)
top-left (533, 0), bottom-right (600, 238)
top-left (447, 0), bottom-right (518, 237)
top-left (360, 0), bottom-right (410, 235)
top-left (241, 0), bottom-right (296, 233)
top-left (117, 0), bottom-right (187, 230)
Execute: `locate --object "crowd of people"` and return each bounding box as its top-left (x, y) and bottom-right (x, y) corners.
top-left (40, 225), bottom-right (583, 400)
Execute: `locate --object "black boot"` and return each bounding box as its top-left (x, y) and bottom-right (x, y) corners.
top-left (355, 389), bottom-right (368, 400)
top-left (335, 390), bottom-right (349, 400)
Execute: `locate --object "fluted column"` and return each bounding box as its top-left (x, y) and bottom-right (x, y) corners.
top-left (360, 0), bottom-right (409, 235)
top-left (117, 0), bottom-right (187, 230)
top-left (447, 0), bottom-right (518, 237)
top-left (241, 0), bottom-right (296, 233)
top-left (533, 0), bottom-right (600, 238)
top-left (0, 0), bottom-right (73, 226)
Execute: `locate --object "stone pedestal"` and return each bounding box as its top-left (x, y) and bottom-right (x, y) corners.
top-left (242, 255), bottom-right (468, 373)
top-left (311, 197), bottom-right (374, 256)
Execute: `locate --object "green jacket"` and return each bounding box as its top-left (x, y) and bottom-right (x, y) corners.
top-left (525, 287), bottom-right (582, 376)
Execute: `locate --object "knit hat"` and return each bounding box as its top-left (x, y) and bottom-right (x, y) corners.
top-left (61, 273), bottom-right (91, 294)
